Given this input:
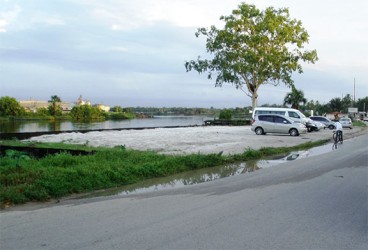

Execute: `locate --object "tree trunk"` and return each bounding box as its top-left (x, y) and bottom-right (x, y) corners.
top-left (251, 93), bottom-right (258, 111)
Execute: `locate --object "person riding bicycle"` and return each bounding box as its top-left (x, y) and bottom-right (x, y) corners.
top-left (335, 120), bottom-right (343, 142)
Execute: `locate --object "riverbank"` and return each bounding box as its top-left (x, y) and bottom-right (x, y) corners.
top-left (1, 137), bottom-right (333, 207)
top-left (1, 126), bottom-right (366, 207)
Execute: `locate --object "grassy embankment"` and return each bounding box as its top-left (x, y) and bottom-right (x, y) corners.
top-left (352, 120), bottom-right (367, 127)
top-left (0, 138), bottom-right (333, 207)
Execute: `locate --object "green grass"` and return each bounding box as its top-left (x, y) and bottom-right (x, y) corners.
top-left (353, 120), bottom-right (367, 127)
top-left (0, 139), bottom-right (96, 151)
top-left (0, 139), bottom-right (329, 206)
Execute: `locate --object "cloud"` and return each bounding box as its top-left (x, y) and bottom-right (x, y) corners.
top-left (0, 19), bottom-right (8, 32)
top-left (1, 0), bottom-right (367, 108)
top-left (0, 3), bottom-right (21, 32)
top-left (0, 18), bottom-right (202, 76)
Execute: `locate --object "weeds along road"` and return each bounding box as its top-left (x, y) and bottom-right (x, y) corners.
top-left (1, 134), bottom-right (367, 250)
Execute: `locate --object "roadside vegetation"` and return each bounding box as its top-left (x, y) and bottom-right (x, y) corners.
top-left (0, 139), bottom-right (329, 207)
top-left (353, 120), bottom-right (367, 127)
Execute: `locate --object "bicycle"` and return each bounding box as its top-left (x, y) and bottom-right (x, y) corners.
top-left (332, 130), bottom-right (343, 150)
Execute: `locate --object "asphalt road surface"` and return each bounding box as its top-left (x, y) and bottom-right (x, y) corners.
top-left (1, 134), bottom-right (367, 250)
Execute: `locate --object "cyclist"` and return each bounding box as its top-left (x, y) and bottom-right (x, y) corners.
top-left (335, 120), bottom-right (343, 143)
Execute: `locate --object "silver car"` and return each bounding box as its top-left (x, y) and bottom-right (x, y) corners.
top-left (339, 117), bottom-right (353, 129)
top-left (309, 116), bottom-right (335, 130)
top-left (251, 114), bottom-right (307, 136)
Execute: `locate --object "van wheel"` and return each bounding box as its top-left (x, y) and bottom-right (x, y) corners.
top-left (289, 128), bottom-right (299, 136)
top-left (255, 127), bottom-right (264, 135)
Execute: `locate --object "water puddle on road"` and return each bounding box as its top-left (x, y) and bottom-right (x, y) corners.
top-left (79, 143), bottom-right (334, 199)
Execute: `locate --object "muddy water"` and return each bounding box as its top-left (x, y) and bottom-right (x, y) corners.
top-left (77, 142), bottom-right (334, 199)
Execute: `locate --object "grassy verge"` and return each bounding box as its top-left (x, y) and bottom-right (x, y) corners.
top-left (353, 120), bottom-right (367, 127)
top-left (0, 139), bottom-right (97, 151)
top-left (0, 139), bottom-right (329, 207)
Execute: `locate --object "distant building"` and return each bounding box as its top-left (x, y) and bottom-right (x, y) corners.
top-left (74, 95), bottom-right (109, 112)
top-left (75, 95), bottom-right (91, 106)
top-left (94, 104), bottom-right (110, 112)
top-left (19, 100), bottom-right (72, 113)
top-left (20, 100), bottom-right (48, 113)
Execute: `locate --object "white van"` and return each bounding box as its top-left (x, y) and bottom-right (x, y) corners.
top-left (252, 107), bottom-right (308, 124)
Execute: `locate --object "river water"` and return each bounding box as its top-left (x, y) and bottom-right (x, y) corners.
top-left (0, 116), bottom-right (213, 133)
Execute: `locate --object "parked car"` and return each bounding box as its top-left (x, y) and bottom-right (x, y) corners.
top-left (306, 118), bottom-right (323, 132)
top-left (339, 117), bottom-right (353, 129)
top-left (309, 116), bottom-right (335, 130)
top-left (251, 114), bottom-right (307, 136)
top-left (313, 121), bottom-right (325, 131)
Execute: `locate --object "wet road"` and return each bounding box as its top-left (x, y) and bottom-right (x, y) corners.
top-left (1, 134), bottom-right (367, 249)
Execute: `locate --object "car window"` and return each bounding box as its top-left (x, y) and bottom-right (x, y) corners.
top-left (274, 116), bottom-right (289, 124)
top-left (257, 111), bottom-right (285, 116)
top-left (288, 111), bottom-right (300, 118)
top-left (259, 115), bottom-right (274, 122)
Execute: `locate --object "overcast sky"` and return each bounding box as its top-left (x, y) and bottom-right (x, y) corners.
top-left (0, 0), bottom-right (367, 108)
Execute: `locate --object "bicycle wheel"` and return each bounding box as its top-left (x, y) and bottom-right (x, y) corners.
top-left (332, 132), bottom-right (337, 141)
top-left (339, 133), bottom-right (343, 144)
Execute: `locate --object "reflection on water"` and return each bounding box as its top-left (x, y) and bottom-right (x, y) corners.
top-left (0, 116), bottom-right (212, 133)
top-left (80, 161), bottom-right (260, 199)
top-left (79, 150), bottom-right (316, 199)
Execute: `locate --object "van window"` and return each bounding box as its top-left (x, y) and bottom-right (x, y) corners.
top-left (258, 115), bottom-right (273, 122)
top-left (288, 111), bottom-right (300, 119)
top-left (274, 116), bottom-right (290, 124)
top-left (256, 110), bottom-right (285, 116)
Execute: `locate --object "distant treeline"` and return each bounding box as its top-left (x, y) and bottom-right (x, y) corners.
top-left (1, 95), bottom-right (367, 121)
top-left (127, 107), bottom-right (252, 119)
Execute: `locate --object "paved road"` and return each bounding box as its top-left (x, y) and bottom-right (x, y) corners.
top-left (1, 134), bottom-right (367, 250)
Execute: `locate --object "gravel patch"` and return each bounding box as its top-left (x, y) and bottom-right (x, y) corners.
top-left (28, 126), bottom-right (367, 155)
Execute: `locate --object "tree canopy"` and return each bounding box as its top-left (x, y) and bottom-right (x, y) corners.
top-left (283, 87), bottom-right (307, 110)
top-left (48, 95), bottom-right (62, 116)
top-left (70, 105), bottom-right (108, 121)
top-left (0, 96), bottom-right (25, 116)
top-left (185, 3), bottom-right (318, 110)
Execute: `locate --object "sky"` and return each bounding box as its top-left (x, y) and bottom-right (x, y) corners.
top-left (0, 0), bottom-right (367, 108)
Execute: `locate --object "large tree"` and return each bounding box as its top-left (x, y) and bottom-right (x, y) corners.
top-left (329, 97), bottom-right (342, 112)
top-left (283, 87), bottom-right (307, 110)
top-left (48, 95), bottom-right (62, 116)
top-left (0, 96), bottom-right (25, 116)
top-left (185, 3), bottom-right (318, 110)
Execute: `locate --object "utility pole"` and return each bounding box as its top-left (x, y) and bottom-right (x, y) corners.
top-left (354, 78), bottom-right (356, 105)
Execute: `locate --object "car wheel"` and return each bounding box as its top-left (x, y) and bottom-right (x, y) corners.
top-left (328, 125), bottom-right (335, 130)
top-left (255, 127), bottom-right (264, 135)
top-left (289, 128), bottom-right (299, 136)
